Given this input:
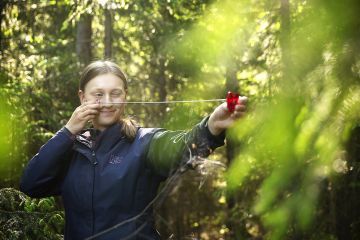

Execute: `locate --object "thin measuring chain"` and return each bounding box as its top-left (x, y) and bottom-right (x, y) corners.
top-left (99, 99), bottom-right (226, 104)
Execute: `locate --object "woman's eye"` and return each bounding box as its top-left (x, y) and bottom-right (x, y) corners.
top-left (95, 93), bottom-right (103, 97)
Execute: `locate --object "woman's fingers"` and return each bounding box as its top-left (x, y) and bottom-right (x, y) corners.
top-left (235, 104), bottom-right (246, 112)
top-left (80, 102), bottom-right (101, 112)
top-left (230, 96), bottom-right (247, 119)
top-left (83, 113), bottom-right (98, 122)
top-left (76, 102), bottom-right (100, 120)
top-left (231, 111), bottom-right (245, 119)
top-left (238, 96), bottom-right (248, 104)
top-left (78, 109), bottom-right (99, 120)
top-left (65, 101), bottom-right (101, 134)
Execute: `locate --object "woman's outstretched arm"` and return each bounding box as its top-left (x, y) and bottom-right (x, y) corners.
top-left (146, 98), bottom-right (247, 176)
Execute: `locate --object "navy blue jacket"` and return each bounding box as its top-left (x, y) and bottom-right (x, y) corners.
top-left (20, 117), bottom-right (225, 240)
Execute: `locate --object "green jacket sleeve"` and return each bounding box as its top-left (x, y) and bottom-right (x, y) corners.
top-left (146, 116), bottom-right (226, 176)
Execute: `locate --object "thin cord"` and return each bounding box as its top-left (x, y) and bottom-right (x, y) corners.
top-left (99, 99), bottom-right (226, 105)
top-left (85, 164), bottom-right (187, 240)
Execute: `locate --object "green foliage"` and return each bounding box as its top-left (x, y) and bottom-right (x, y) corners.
top-left (1, 0), bottom-right (360, 239)
top-left (0, 94), bottom-right (11, 169)
top-left (0, 188), bottom-right (64, 240)
top-left (226, 0), bottom-right (360, 239)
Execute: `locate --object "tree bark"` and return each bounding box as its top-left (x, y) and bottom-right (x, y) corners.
top-left (224, 60), bottom-right (241, 239)
top-left (280, 0), bottom-right (291, 80)
top-left (0, 0), bottom-right (9, 55)
top-left (150, 53), bottom-right (167, 119)
top-left (104, 7), bottom-right (112, 59)
top-left (157, 56), bottom-right (167, 117)
top-left (76, 13), bottom-right (92, 66)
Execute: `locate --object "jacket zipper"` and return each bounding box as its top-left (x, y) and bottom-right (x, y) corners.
top-left (91, 150), bottom-right (98, 235)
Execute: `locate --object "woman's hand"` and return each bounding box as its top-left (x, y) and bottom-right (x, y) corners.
top-left (207, 96), bottom-right (248, 136)
top-left (65, 102), bottom-right (100, 135)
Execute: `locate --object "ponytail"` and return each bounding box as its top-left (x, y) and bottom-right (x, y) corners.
top-left (119, 117), bottom-right (138, 141)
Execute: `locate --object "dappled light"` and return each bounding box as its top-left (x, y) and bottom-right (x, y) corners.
top-left (1, 0), bottom-right (360, 239)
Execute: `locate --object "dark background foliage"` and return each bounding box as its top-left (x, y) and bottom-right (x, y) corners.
top-left (0, 0), bottom-right (359, 239)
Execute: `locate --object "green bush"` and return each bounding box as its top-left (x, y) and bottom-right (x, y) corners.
top-left (0, 188), bottom-right (64, 240)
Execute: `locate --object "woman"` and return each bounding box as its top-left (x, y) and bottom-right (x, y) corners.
top-left (20, 60), bottom-right (247, 240)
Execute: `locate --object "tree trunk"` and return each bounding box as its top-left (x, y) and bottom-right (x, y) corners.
top-left (104, 7), bottom-right (112, 59)
top-left (225, 61), bottom-right (239, 94)
top-left (150, 54), bottom-right (167, 119)
top-left (0, 0), bottom-right (9, 55)
top-left (280, 0), bottom-right (291, 80)
top-left (76, 13), bottom-right (92, 66)
top-left (157, 56), bottom-right (167, 117)
top-left (224, 59), bottom-right (241, 238)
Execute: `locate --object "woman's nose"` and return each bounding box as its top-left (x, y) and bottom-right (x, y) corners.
top-left (101, 94), bottom-right (114, 107)
top-left (104, 94), bottom-right (111, 103)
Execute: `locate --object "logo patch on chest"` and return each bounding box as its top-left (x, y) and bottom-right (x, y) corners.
top-left (109, 154), bottom-right (123, 164)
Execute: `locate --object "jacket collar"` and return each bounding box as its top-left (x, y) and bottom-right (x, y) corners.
top-left (75, 123), bottom-right (126, 152)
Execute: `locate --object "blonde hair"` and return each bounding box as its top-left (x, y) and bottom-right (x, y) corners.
top-left (80, 60), bottom-right (138, 140)
top-left (119, 118), bottom-right (138, 141)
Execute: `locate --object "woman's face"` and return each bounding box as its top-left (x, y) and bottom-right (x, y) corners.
top-left (79, 73), bottom-right (126, 131)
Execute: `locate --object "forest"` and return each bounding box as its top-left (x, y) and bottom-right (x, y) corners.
top-left (0, 0), bottom-right (360, 239)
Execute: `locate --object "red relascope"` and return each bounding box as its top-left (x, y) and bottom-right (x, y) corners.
top-left (226, 91), bottom-right (240, 113)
